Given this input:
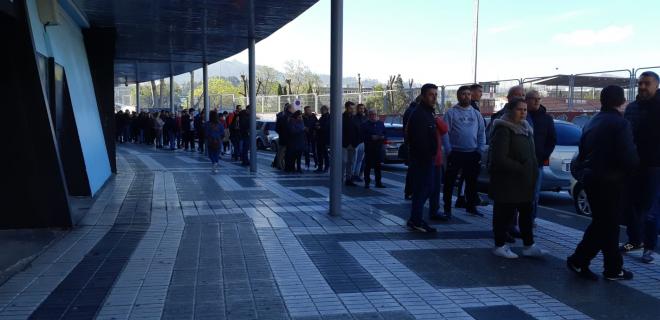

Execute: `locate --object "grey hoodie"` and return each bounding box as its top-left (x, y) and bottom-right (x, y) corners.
top-left (443, 104), bottom-right (486, 152)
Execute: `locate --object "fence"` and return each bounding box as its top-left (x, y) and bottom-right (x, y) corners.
top-left (120, 65), bottom-right (657, 119)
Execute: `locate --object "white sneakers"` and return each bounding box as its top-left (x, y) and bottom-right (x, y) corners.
top-left (493, 244), bottom-right (546, 259)
top-left (211, 163), bottom-right (219, 173)
top-left (493, 245), bottom-right (519, 259)
top-left (522, 244), bottom-right (546, 257)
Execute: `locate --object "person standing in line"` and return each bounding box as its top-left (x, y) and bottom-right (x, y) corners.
top-left (175, 110), bottom-right (182, 148)
top-left (315, 105), bottom-right (331, 173)
top-left (115, 110), bottom-right (126, 143)
top-left (195, 108), bottom-right (206, 154)
top-left (228, 105), bottom-right (242, 161)
top-left (164, 111), bottom-right (177, 150)
top-left (402, 97), bottom-right (420, 200)
top-left (487, 85), bottom-right (525, 139)
top-left (488, 97), bottom-right (544, 259)
top-left (407, 83), bottom-right (440, 233)
top-left (220, 112), bottom-right (229, 155)
top-left (238, 105), bottom-right (251, 166)
top-left (620, 71), bottom-right (660, 264)
top-left (443, 86), bottom-right (486, 218)
top-left (154, 111), bottom-right (165, 149)
top-left (524, 90), bottom-right (556, 222)
top-left (361, 109), bottom-right (386, 189)
top-left (303, 106), bottom-right (318, 170)
top-left (205, 111), bottom-right (225, 173)
top-left (342, 101), bottom-right (360, 186)
top-left (274, 103), bottom-right (293, 170)
top-left (181, 109), bottom-right (196, 151)
top-left (286, 110), bottom-right (306, 173)
top-left (567, 86), bottom-right (639, 280)
top-left (428, 113), bottom-right (450, 221)
top-left (352, 104), bottom-right (368, 182)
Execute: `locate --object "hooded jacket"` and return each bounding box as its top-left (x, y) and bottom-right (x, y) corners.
top-left (488, 116), bottom-right (538, 203)
top-left (526, 105), bottom-right (557, 166)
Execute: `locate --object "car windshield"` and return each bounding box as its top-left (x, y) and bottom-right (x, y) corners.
top-left (556, 123), bottom-right (581, 146)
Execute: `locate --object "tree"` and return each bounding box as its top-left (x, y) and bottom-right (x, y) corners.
top-left (256, 65), bottom-right (281, 95)
top-left (284, 60), bottom-right (322, 94)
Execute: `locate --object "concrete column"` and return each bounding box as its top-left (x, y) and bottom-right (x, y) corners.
top-left (135, 63), bottom-right (140, 113)
top-left (190, 71), bottom-right (194, 110)
top-left (329, 0), bottom-right (343, 216)
top-left (203, 63), bottom-right (209, 121)
top-left (248, 0), bottom-right (257, 173)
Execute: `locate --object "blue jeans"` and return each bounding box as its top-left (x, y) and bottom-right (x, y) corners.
top-left (410, 161), bottom-right (434, 225)
top-left (644, 195), bottom-right (660, 250)
top-left (168, 132), bottom-right (176, 149)
top-left (208, 147), bottom-right (221, 164)
top-left (531, 167), bottom-right (544, 221)
top-left (353, 143), bottom-right (365, 176)
top-left (429, 165), bottom-right (445, 216)
top-left (627, 167), bottom-right (660, 247)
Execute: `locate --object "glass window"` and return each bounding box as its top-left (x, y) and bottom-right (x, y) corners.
top-left (556, 123), bottom-right (581, 146)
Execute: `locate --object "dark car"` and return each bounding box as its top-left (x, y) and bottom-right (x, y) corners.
top-left (383, 123), bottom-right (404, 163)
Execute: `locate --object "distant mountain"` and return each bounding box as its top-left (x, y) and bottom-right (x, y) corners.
top-left (208, 60), bottom-right (382, 88)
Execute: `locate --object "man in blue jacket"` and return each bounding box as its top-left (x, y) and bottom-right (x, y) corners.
top-left (361, 109), bottom-right (386, 189)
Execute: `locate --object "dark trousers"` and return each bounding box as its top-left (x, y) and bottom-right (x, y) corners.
top-left (570, 181), bottom-right (624, 275)
top-left (409, 160), bottom-right (434, 225)
top-left (626, 168), bottom-right (660, 248)
top-left (240, 137), bottom-right (250, 165)
top-left (305, 138), bottom-right (316, 167)
top-left (364, 147), bottom-right (382, 186)
top-left (183, 131), bottom-right (195, 150)
top-left (285, 148), bottom-right (302, 172)
top-left (198, 134), bottom-right (205, 152)
top-left (316, 141), bottom-right (329, 171)
top-left (230, 136), bottom-right (240, 160)
top-left (493, 202), bottom-right (534, 247)
top-left (429, 165), bottom-right (445, 216)
top-left (404, 169), bottom-right (412, 197)
top-left (443, 151), bottom-right (481, 210)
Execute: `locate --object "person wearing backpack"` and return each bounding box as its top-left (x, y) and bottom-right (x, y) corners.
top-left (205, 111), bottom-right (225, 173)
top-left (567, 86), bottom-right (639, 281)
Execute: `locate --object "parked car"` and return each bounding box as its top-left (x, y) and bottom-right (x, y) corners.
top-left (569, 178), bottom-right (591, 216)
top-left (383, 123), bottom-right (405, 163)
top-left (256, 120), bottom-right (278, 150)
top-left (478, 119), bottom-right (582, 192)
top-left (571, 114), bottom-right (593, 128)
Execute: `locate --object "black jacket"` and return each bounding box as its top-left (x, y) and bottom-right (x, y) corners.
top-left (624, 90), bottom-right (660, 167)
top-left (353, 114), bottom-right (367, 144)
top-left (238, 110), bottom-right (250, 138)
top-left (275, 110), bottom-right (291, 144)
top-left (342, 112), bottom-right (360, 148)
top-left (578, 109), bottom-right (639, 183)
top-left (181, 114), bottom-right (193, 132)
top-left (527, 105), bottom-right (557, 166)
top-left (303, 114), bottom-right (318, 141)
top-left (317, 113), bottom-right (331, 145)
top-left (407, 102), bottom-right (437, 164)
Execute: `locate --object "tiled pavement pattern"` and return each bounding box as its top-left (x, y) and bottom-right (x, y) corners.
top-left (1, 144), bottom-right (659, 319)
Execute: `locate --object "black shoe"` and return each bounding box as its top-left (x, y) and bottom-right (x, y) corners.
top-left (604, 269), bottom-right (633, 281)
top-left (566, 258), bottom-right (598, 281)
top-left (406, 220), bottom-right (437, 233)
top-left (375, 183), bottom-right (386, 188)
top-left (620, 242), bottom-right (644, 253)
top-left (466, 207), bottom-right (484, 217)
top-left (455, 196), bottom-right (467, 208)
top-left (345, 180), bottom-right (357, 187)
top-left (430, 214), bottom-right (450, 222)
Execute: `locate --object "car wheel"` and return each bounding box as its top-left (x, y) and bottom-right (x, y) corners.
top-left (257, 139), bottom-right (264, 150)
top-left (572, 182), bottom-right (592, 217)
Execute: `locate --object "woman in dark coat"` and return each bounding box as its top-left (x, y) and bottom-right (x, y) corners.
top-left (488, 97), bottom-right (543, 259)
top-left (286, 111), bottom-right (306, 173)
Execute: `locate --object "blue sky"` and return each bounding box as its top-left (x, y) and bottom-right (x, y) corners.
top-left (225, 0), bottom-right (660, 84)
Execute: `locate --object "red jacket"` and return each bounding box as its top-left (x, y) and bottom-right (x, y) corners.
top-left (434, 117), bottom-right (449, 166)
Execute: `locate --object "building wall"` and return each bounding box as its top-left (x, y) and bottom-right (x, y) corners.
top-left (26, 0), bottom-right (111, 195)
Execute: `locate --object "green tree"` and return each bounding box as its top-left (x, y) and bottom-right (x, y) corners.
top-left (284, 60), bottom-right (322, 94)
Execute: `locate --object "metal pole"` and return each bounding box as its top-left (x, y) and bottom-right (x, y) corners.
top-left (190, 71), bottom-right (194, 110)
top-left (203, 63), bottom-right (209, 121)
top-left (329, 0), bottom-right (343, 216)
top-left (248, 0), bottom-right (257, 173)
top-left (472, 0), bottom-right (480, 83)
top-left (136, 62), bottom-right (140, 113)
top-left (169, 74), bottom-right (174, 113)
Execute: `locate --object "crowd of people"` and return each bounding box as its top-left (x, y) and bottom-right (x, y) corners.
top-left (114, 105), bottom-right (253, 166)
top-left (114, 72), bottom-right (660, 282)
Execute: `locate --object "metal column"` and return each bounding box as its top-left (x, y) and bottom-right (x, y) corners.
top-left (203, 63), bottom-right (209, 121)
top-left (329, 0), bottom-right (343, 216)
top-left (248, 0), bottom-right (257, 173)
top-left (190, 71), bottom-right (194, 110)
top-left (169, 74), bottom-right (174, 113)
top-left (135, 63), bottom-right (140, 113)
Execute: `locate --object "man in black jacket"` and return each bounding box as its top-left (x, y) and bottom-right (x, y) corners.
top-left (315, 105), bottom-right (331, 173)
top-left (342, 101), bottom-right (359, 186)
top-left (303, 106), bottom-right (319, 170)
top-left (402, 99), bottom-right (418, 200)
top-left (620, 71), bottom-right (660, 264)
top-left (567, 85), bottom-right (639, 281)
top-left (407, 83), bottom-right (439, 233)
top-left (273, 103), bottom-right (293, 169)
top-left (525, 90), bottom-right (557, 221)
top-left (181, 109), bottom-right (195, 151)
top-left (239, 106), bottom-right (251, 166)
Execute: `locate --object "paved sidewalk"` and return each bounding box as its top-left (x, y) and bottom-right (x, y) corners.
top-left (1, 144), bottom-right (659, 320)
